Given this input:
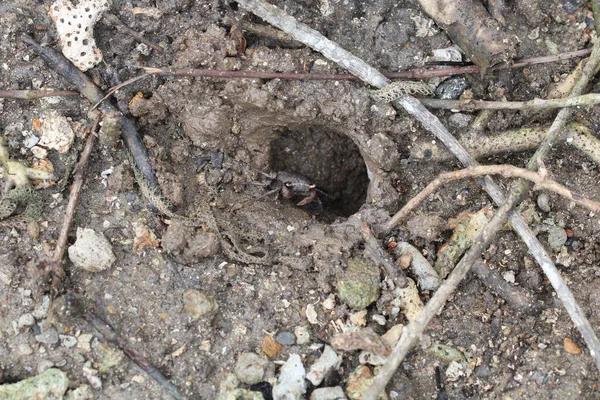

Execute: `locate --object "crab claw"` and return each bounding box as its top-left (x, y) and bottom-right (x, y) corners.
top-left (296, 190), bottom-right (317, 206)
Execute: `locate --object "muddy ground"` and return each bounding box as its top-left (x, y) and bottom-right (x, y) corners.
top-left (1, 0), bottom-right (600, 398)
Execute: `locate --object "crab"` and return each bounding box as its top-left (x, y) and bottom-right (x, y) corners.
top-left (259, 170), bottom-right (329, 208)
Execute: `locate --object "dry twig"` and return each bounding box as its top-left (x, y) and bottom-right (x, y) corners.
top-left (592, 0), bottom-right (600, 36)
top-left (385, 164), bottom-right (600, 229)
top-left (52, 118), bottom-right (99, 264)
top-left (418, 93), bottom-right (600, 111)
top-left (417, 0), bottom-right (517, 70)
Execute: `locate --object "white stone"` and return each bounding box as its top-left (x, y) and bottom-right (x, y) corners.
top-left (306, 304), bottom-right (318, 324)
top-left (68, 227), bottom-right (116, 272)
top-left (306, 346), bottom-right (342, 386)
top-left (31, 146), bottom-right (48, 159)
top-left (18, 313), bottom-right (35, 328)
top-left (310, 386), bottom-right (347, 400)
top-left (39, 111), bottom-right (75, 154)
top-left (50, 0), bottom-right (110, 71)
top-left (294, 325), bottom-right (311, 345)
top-left (273, 354), bottom-right (306, 400)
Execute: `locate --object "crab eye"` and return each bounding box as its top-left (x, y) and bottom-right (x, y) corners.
top-left (284, 182), bottom-right (294, 188)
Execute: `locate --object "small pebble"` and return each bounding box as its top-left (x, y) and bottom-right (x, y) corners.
top-left (234, 352), bottom-right (268, 385)
top-left (272, 354), bottom-right (306, 400)
top-left (372, 314), bottom-right (387, 326)
top-left (275, 331), bottom-right (296, 346)
top-left (182, 289), bottom-right (219, 320)
top-left (435, 76), bottom-right (469, 100)
top-left (126, 193), bottom-right (136, 202)
top-left (396, 254), bottom-right (412, 270)
top-left (349, 310), bottom-right (367, 327)
top-left (262, 335), bottom-right (283, 358)
top-left (565, 228), bottom-right (574, 238)
top-left (68, 228), bottom-right (116, 272)
top-left (26, 221), bottom-right (40, 239)
top-left (306, 345), bottom-right (342, 386)
top-left (537, 193), bottom-right (551, 212)
top-left (31, 146), bottom-right (48, 159)
top-left (310, 386), bottom-right (346, 400)
top-left (59, 335), bottom-right (77, 348)
top-left (322, 295), bottom-right (336, 310)
top-left (305, 304), bottom-right (318, 325)
top-left (294, 325), bottom-right (311, 345)
top-left (18, 343), bottom-right (34, 355)
top-left (564, 337), bottom-right (582, 355)
top-left (548, 226), bottom-right (568, 251)
top-left (0, 369), bottom-right (68, 399)
top-left (337, 257), bottom-right (380, 310)
top-left (35, 327), bottom-right (59, 345)
top-left (18, 313), bottom-right (35, 329)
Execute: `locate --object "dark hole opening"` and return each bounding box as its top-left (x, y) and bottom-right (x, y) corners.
top-left (270, 126), bottom-right (368, 218)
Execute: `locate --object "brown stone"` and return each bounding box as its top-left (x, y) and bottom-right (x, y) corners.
top-left (261, 335), bottom-right (283, 358)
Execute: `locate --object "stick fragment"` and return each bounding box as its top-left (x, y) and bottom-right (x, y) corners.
top-left (385, 164), bottom-right (600, 230)
top-left (102, 13), bottom-right (165, 54)
top-left (472, 262), bottom-right (539, 314)
top-left (0, 89), bottom-right (79, 99)
top-left (417, 0), bottom-right (517, 70)
top-left (44, 117), bottom-right (100, 324)
top-left (417, 93), bottom-right (600, 111)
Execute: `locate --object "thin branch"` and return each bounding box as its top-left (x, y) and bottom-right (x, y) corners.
top-left (91, 73), bottom-right (151, 111)
top-left (102, 13), bottom-right (165, 54)
top-left (385, 164), bottom-right (600, 230)
top-left (141, 48), bottom-right (592, 82)
top-left (417, 93), bottom-right (600, 111)
top-left (231, 1), bottom-right (600, 397)
top-left (141, 66), bottom-right (375, 81)
top-left (0, 89), bottom-right (79, 99)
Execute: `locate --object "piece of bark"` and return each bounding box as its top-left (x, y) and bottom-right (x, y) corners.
top-left (418, 0), bottom-right (517, 71)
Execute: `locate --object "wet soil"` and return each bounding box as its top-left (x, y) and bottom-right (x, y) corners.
top-left (1, 0), bottom-right (600, 399)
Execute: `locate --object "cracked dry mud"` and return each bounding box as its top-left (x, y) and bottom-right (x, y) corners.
top-left (2, 0), bottom-right (600, 399)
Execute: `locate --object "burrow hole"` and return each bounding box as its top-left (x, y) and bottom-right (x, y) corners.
top-left (269, 126), bottom-right (369, 218)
